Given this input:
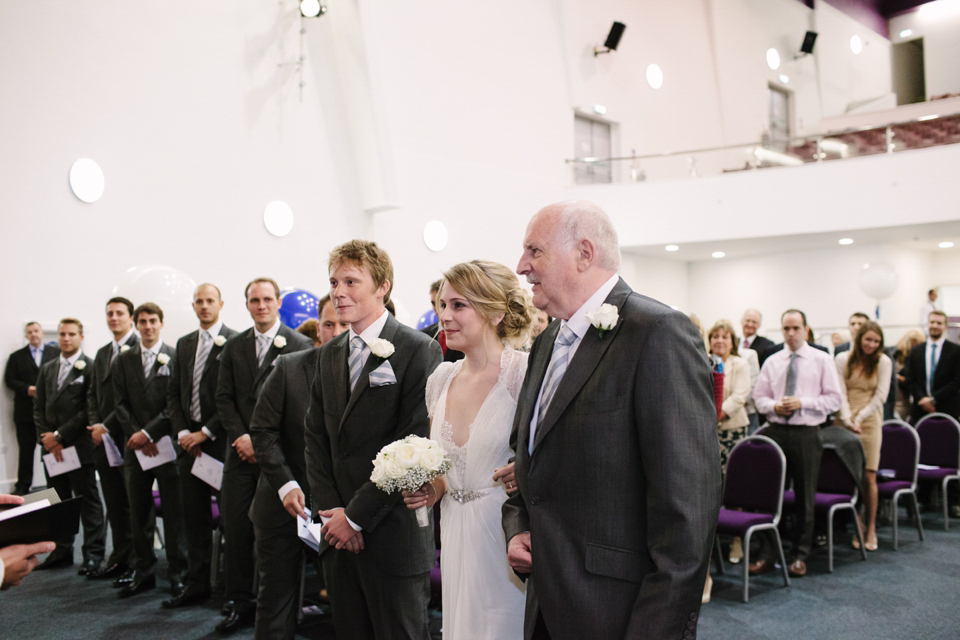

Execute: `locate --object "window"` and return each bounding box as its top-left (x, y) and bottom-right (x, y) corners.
top-left (574, 114), bottom-right (612, 184)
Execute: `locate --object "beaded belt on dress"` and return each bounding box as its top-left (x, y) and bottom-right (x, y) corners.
top-left (448, 488), bottom-right (488, 504)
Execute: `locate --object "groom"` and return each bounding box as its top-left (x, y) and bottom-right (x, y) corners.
top-left (503, 201), bottom-right (721, 639)
top-left (305, 239), bottom-right (442, 640)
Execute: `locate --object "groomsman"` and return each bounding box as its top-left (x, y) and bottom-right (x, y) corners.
top-left (85, 297), bottom-right (138, 581)
top-left (305, 240), bottom-right (442, 640)
top-left (33, 318), bottom-right (106, 573)
top-left (113, 303), bottom-right (187, 598)
top-left (250, 294), bottom-right (347, 639)
top-left (4, 322), bottom-right (59, 495)
top-left (215, 278), bottom-right (311, 632)
top-left (162, 284), bottom-right (237, 609)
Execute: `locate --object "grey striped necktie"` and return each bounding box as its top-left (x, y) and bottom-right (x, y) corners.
top-left (143, 350), bottom-right (156, 378)
top-left (257, 334), bottom-right (271, 367)
top-left (57, 358), bottom-right (72, 390)
top-left (348, 336), bottom-right (366, 392)
top-left (783, 352), bottom-right (798, 418)
top-left (190, 331), bottom-right (213, 421)
top-left (111, 342), bottom-right (120, 364)
top-left (533, 324), bottom-right (577, 441)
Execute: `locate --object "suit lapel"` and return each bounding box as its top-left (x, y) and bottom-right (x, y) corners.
top-left (202, 326), bottom-right (229, 379)
top-left (516, 321), bottom-right (559, 457)
top-left (254, 326), bottom-right (287, 387)
top-left (340, 316), bottom-right (399, 430)
top-left (243, 330), bottom-right (260, 386)
top-left (532, 279), bottom-right (631, 453)
top-left (183, 332), bottom-right (199, 393)
top-left (328, 333), bottom-right (349, 423)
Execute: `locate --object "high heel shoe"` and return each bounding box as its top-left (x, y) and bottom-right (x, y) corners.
top-left (729, 536), bottom-right (743, 564)
top-left (702, 574), bottom-right (713, 604)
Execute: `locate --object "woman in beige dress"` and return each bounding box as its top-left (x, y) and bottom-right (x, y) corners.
top-left (835, 320), bottom-right (891, 551)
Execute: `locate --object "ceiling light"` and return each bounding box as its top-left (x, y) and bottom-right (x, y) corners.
top-left (850, 35), bottom-right (863, 54)
top-left (263, 201), bottom-right (294, 237)
top-left (899, 29), bottom-right (913, 38)
top-left (779, 74), bottom-right (789, 83)
top-left (69, 158), bottom-right (105, 203)
top-left (918, 114), bottom-right (939, 121)
top-left (423, 220), bottom-right (449, 252)
top-left (766, 48), bottom-right (781, 70)
top-left (665, 245), bottom-right (679, 252)
top-left (939, 241), bottom-right (955, 248)
top-left (838, 238), bottom-right (854, 245)
top-left (646, 64), bottom-right (663, 89)
top-left (712, 251), bottom-right (725, 259)
top-left (593, 104), bottom-right (607, 115)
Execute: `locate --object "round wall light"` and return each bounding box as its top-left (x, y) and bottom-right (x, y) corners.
top-left (423, 220), bottom-right (448, 252)
top-left (69, 158), bottom-right (105, 203)
top-left (850, 35), bottom-right (863, 54)
top-left (263, 201), bottom-right (294, 237)
top-left (645, 64), bottom-right (663, 89)
top-left (766, 48), bottom-right (781, 70)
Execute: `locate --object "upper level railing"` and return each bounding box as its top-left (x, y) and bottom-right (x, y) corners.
top-left (567, 111), bottom-right (960, 185)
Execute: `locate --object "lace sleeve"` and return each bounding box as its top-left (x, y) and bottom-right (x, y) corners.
top-left (499, 349), bottom-right (530, 402)
top-left (425, 362), bottom-right (456, 419)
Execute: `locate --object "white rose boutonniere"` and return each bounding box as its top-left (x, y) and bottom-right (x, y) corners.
top-left (273, 335), bottom-right (287, 349)
top-left (74, 360), bottom-right (87, 371)
top-left (214, 335), bottom-right (227, 347)
top-left (369, 338), bottom-right (395, 359)
top-left (120, 345), bottom-right (131, 354)
top-left (157, 353), bottom-right (171, 366)
top-left (586, 303), bottom-right (619, 339)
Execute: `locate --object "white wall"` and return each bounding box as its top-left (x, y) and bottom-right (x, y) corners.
top-left (618, 253), bottom-right (689, 312)
top-left (890, 0), bottom-right (960, 98)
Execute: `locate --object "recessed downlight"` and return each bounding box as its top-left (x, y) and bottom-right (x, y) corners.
top-left (838, 238), bottom-right (854, 245)
top-left (939, 241), bottom-right (955, 249)
top-left (665, 245), bottom-right (679, 252)
top-left (712, 251), bottom-right (725, 259)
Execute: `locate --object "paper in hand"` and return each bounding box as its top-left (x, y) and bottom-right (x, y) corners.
top-left (191, 452), bottom-right (224, 491)
top-left (135, 435), bottom-right (177, 471)
top-left (42, 446), bottom-right (81, 477)
top-left (102, 433), bottom-right (124, 467)
top-left (297, 513), bottom-right (326, 552)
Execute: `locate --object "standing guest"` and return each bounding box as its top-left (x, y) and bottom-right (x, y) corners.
top-left (250, 294), bottom-right (347, 639)
top-left (890, 329), bottom-right (926, 420)
top-left (503, 201), bottom-right (719, 639)
top-left (530, 309), bottom-right (552, 339)
top-left (33, 318), bottom-right (105, 573)
top-left (161, 284), bottom-right (237, 609)
top-left (85, 297), bottom-right (138, 582)
top-left (741, 309), bottom-right (775, 365)
top-left (403, 260), bottom-right (534, 639)
top-left (835, 321), bottom-right (891, 552)
top-left (0, 494), bottom-right (55, 588)
top-left (422, 278), bottom-right (465, 363)
top-left (113, 303), bottom-right (187, 598)
top-left (834, 312), bottom-right (870, 356)
top-left (906, 310), bottom-right (960, 422)
top-left (751, 309), bottom-right (842, 578)
top-left (920, 289), bottom-right (939, 336)
top-left (305, 240), bottom-right (442, 640)
top-left (4, 322), bottom-right (59, 495)
top-left (215, 278), bottom-right (311, 632)
top-left (297, 318), bottom-right (320, 347)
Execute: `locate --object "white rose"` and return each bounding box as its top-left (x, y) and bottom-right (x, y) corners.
top-left (369, 338), bottom-right (395, 359)
top-left (586, 303), bottom-right (619, 331)
top-left (157, 353), bottom-right (170, 365)
top-left (370, 457), bottom-right (386, 483)
top-left (382, 457), bottom-right (404, 479)
top-left (274, 335), bottom-right (287, 349)
top-left (395, 443), bottom-right (421, 469)
top-left (214, 335), bottom-right (227, 347)
top-left (419, 447), bottom-right (443, 472)
top-left (74, 360), bottom-right (87, 371)
top-left (120, 345), bottom-right (131, 353)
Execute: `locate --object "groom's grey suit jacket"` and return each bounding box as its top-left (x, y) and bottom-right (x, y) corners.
top-left (304, 313), bottom-right (442, 576)
top-left (502, 278), bottom-right (721, 640)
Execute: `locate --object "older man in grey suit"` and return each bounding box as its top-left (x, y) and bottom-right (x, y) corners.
top-left (502, 201), bottom-right (721, 640)
top-left (305, 240), bottom-right (442, 640)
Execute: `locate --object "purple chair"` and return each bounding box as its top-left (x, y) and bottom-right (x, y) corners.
top-left (877, 420), bottom-right (924, 550)
top-left (713, 435), bottom-right (790, 602)
top-left (914, 412), bottom-right (960, 530)
top-left (782, 447), bottom-right (867, 572)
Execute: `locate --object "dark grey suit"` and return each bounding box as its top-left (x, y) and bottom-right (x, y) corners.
top-left (215, 324), bottom-right (311, 610)
top-left (305, 314), bottom-right (442, 640)
top-left (502, 279), bottom-right (721, 640)
top-left (5, 343), bottom-right (59, 492)
top-left (34, 353), bottom-right (106, 563)
top-left (167, 324), bottom-right (237, 594)
top-left (250, 348), bottom-right (320, 639)
top-left (87, 333), bottom-right (138, 569)
top-left (114, 342), bottom-right (187, 583)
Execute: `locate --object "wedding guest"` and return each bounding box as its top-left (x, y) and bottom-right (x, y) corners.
top-left (834, 312), bottom-right (869, 355)
top-left (296, 318), bottom-right (320, 347)
top-left (835, 321), bottom-right (891, 551)
top-left (892, 329), bottom-right (925, 420)
top-left (404, 260), bottom-right (534, 638)
top-left (531, 309), bottom-right (551, 339)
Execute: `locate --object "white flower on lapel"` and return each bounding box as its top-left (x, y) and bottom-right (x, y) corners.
top-left (74, 360), bottom-right (87, 371)
top-left (157, 353), bottom-right (171, 366)
top-left (214, 334), bottom-right (227, 347)
top-left (586, 303), bottom-right (619, 339)
top-left (369, 338), bottom-right (395, 359)
top-left (273, 335), bottom-right (287, 349)
top-left (120, 345), bottom-right (131, 353)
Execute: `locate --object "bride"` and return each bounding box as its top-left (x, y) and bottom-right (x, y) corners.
top-left (403, 260), bottom-right (534, 640)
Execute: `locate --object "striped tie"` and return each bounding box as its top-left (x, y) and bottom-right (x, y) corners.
top-left (530, 324), bottom-right (576, 453)
top-left (190, 331), bottom-right (213, 421)
top-left (348, 336), bottom-right (366, 392)
top-left (257, 334), bottom-right (271, 367)
top-left (143, 350), bottom-right (156, 378)
top-left (57, 358), bottom-right (72, 390)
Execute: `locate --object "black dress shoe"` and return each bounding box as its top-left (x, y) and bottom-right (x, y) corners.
top-left (35, 552), bottom-right (74, 571)
top-left (220, 600), bottom-right (234, 616)
top-left (169, 580), bottom-right (185, 597)
top-left (112, 568), bottom-right (137, 588)
top-left (215, 607), bottom-right (255, 633)
top-left (161, 588), bottom-right (212, 609)
top-left (88, 563), bottom-right (127, 580)
top-left (78, 560), bottom-right (101, 576)
top-left (118, 574), bottom-right (156, 599)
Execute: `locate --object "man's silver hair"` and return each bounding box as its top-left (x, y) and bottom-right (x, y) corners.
top-left (742, 308), bottom-right (762, 323)
top-left (552, 201), bottom-right (621, 271)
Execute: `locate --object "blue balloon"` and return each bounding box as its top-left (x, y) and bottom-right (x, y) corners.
top-left (278, 288), bottom-right (320, 329)
top-left (417, 309), bottom-right (438, 330)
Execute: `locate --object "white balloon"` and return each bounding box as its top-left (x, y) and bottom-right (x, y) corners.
top-left (112, 265), bottom-right (198, 340)
top-left (859, 262), bottom-right (899, 300)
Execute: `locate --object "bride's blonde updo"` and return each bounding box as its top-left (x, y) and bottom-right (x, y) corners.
top-left (441, 260), bottom-right (536, 349)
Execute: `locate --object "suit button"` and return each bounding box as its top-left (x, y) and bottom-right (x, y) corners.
top-left (530, 497), bottom-right (540, 506)
top-left (683, 631), bottom-right (693, 639)
top-left (689, 613), bottom-right (697, 621)
top-left (687, 621), bottom-right (695, 630)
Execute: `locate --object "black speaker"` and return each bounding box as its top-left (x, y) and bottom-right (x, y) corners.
top-left (800, 31), bottom-right (818, 55)
top-left (604, 22), bottom-right (626, 51)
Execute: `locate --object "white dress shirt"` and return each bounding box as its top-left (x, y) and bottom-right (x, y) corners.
top-left (753, 341), bottom-right (843, 426)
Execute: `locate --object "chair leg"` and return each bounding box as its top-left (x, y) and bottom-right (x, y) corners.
top-left (851, 506), bottom-right (867, 561)
top-left (944, 478), bottom-right (951, 531)
top-left (912, 492), bottom-right (925, 542)
top-left (827, 506), bottom-right (835, 573)
top-left (892, 493), bottom-right (900, 551)
top-left (742, 530), bottom-right (752, 603)
top-left (713, 535), bottom-right (725, 575)
top-left (773, 532), bottom-right (790, 588)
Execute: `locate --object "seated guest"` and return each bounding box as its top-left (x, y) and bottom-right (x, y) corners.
top-left (834, 312), bottom-right (870, 355)
top-left (835, 321), bottom-right (891, 551)
top-left (751, 309), bottom-right (842, 578)
top-left (890, 329), bottom-right (925, 420)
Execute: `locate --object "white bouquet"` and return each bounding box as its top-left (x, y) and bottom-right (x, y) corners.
top-left (370, 434), bottom-right (451, 527)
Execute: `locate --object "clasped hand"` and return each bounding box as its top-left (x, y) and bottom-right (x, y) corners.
top-left (233, 434), bottom-right (257, 463)
top-left (39, 432), bottom-right (63, 461)
top-left (127, 431), bottom-right (158, 456)
top-left (87, 424), bottom-right (108, 446)
top-left (179, 431), bottom-right (208, 458)
top-left (317, 508), bottom-right (364, 554)
top-left (507, 532), bottom-right (533, 574)
top-left (774, 396), bottom-right (802, 416)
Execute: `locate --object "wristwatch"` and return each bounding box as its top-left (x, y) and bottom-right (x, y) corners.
top-left (53, 430), bottom-right (63, 443)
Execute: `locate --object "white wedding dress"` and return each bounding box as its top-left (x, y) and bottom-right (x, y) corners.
top-left (426, 348), bottom-right (527, 640)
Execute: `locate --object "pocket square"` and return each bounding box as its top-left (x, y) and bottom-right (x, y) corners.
top-left (157, 365), bottom-right (171, 376)
top-left (369, 360), bottom-right (396, 387)
top-left (70, 376), bottom-right (84, 385)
